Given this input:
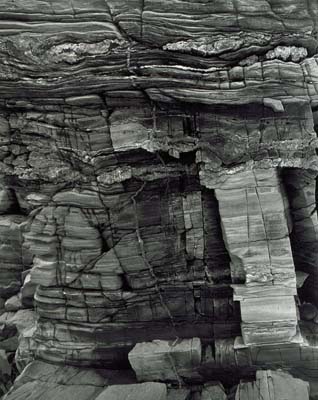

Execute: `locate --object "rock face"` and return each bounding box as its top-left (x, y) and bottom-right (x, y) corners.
top-left (128, 338), bottom-right (202, 382)
top-left (235, 370), bottom-right (310, 400)
top-left (0, 0), bottom-right (317, 398)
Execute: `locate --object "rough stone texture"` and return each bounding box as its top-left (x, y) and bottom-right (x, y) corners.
top-left (201, 383), bottom-right (227, 400)
top-left (235, 370), bottom-right (310, 400)
top-left (95, 383), bottom-right (167, 400)
top-left (0, 0), bottom-right (317, 398)
top-left (2, 360), bottom-right (136, 400)
top-left (128, 338), bottom-right (202, 382)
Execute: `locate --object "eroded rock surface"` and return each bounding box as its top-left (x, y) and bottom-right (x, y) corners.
top-left (0, 0), bottom-right (317, 399)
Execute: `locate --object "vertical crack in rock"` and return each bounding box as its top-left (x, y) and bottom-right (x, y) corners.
top-left (201, 188), bottom-right (231, 283)
top-left (130, 180), bottom-right (179, 336)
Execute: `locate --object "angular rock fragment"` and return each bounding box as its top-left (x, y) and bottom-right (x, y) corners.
top-left (20, 272), bottom-right (36, 308)
top-left (235, 370), bottom-right (309, 400)
top-left (4, 295), bottom-right (21, 313)
top-left (128, 338), bottom-right (202, 382)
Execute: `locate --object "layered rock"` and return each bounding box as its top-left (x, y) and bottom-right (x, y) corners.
top-left (235, 370), bottom-right (310, 400)
top-left (0, 0), bottom-right (317, 398)
top-left (128, 338), bottom-right (202, 382)
top-left (215, 169), bottom-right (300, 345)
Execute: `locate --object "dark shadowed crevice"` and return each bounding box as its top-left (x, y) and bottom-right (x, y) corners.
top-left (281, 167), bottom-right (318, 306)
top-left (201, 187), bottom-right (232, 284)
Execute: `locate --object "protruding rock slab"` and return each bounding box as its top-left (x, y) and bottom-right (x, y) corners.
top-left (216, 168), bottom-right (301, 346)
top-left (3, 381), bottom-right (101, 400)
top-left (235, 370), bottom-right (309, 400)
top-left (3, 360), bottom-right (137, 400)
top-left (95, 383), bottom-right (167, 400)
top-left (128, 338), bottom-right (202, 381)
top-left (238, 294), bottom-right (299, 345)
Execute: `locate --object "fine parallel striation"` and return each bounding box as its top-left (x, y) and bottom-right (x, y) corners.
top-left (0, 0), bottom-right (317, 399)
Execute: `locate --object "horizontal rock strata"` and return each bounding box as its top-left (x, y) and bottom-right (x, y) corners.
top-left (0, 0), bottom-right (317, 398)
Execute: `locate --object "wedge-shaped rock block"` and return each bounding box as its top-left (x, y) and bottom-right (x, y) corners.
top-left (128, 338), bottom-right (202, 382)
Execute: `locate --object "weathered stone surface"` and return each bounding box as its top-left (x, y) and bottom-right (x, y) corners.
top-left (3, 360), bottom-right (139, 399)
top-left (166, 388), bottom-right (191, 400)
top-left (282, 168), bottom-right (318, 308)
top-left (215, 169), bottom-right (300, 346)
top-left (20, 272), bottom-right (36, 308)
top-left (235, 370), bottom-right (309, 400)
top-left (95, 383), bottom-right (167, 400)
top-left (201, 382), bottom-right (227, 400)
top-left (0, 216), bottom-right (27, 298)
top-left (0, 0), bottom-right (318, 398)
top-left (129, 338), bottom-right (202, 382)
top-left (4, 295), bottom-right (22, 312)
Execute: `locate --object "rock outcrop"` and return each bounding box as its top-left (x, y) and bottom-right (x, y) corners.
top-left (235, 370), bottom-right (310, 400)
top-left (0, 0), bottom-right (317, 399)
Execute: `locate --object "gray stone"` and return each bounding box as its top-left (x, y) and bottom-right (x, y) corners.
top-left (235, 370), bottom-right (309, 400)
top-left (4, 295), bottom-right (22, 312)
top-left (95, 383), bottom-right (167, 400)
top-left (129, 339), bottom-right (201, 382)
top-left (167, 388), bottom-right (191, 400)
top-left (201, 383), bottom-right (227, 400)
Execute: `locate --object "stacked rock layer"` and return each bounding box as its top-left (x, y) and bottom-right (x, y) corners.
top-left (0, 0), bottom-right (317, 399)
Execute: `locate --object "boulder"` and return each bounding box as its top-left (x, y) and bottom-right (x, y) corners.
top-left (4, 295), bottom-right (22, 312)
top-left (128, 338), bottom-right (202, 382)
